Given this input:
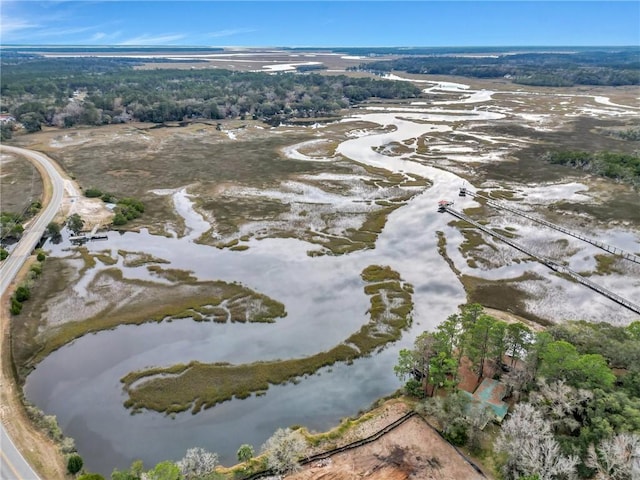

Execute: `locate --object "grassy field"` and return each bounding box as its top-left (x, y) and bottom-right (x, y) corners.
top-left (120, 264), bottom-right (413, 414)
top-left (0, 152), bottom-right (43, 215)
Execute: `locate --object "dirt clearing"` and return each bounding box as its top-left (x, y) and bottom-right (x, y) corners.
top-left (292, 415), bottom-right (485, 480)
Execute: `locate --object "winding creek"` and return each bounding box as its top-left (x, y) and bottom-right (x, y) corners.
top-left (24, 83), bottom-right (639, 474)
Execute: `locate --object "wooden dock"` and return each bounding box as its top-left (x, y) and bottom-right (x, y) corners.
top-left (442, 204), bottom-right (640, 316)
top-left (460, 187), bottom-right (640, 265)
top-left (69, 224), bottom-right (109, 244)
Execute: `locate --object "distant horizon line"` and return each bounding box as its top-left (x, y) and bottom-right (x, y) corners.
top-left (2, 44), bottom-right (638, 49)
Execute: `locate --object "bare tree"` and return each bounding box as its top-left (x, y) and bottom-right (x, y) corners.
top-left (177, 447), bottom-right (219, 479)
top-left (496, 403), bottom-right (577, 480)
top-left (530, 379), bottom-right (592, 435)
top-left (261, 428), bottom-right (307, 475)
top-left (520, 436), bottom-right (579, 480)
top-left (587, 433), bottom-right (640, 480)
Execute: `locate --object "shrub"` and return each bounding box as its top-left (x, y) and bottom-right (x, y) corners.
top-left (0, 247), bottom-right (8, 260)
top-left (84, 188), bottom-right (103, 198)
top-left (36, 251), bottom-right (46, 262)
top-left (10, 298), bottom-right (22, 315)
top-left (15, 285), bottom-right (30, 302)
top-left (443, 419), bottom-right (468, 446)
top-left (112, 213), bottom-right (127, 226)
top-left (100, 192), bottom-right (115, 203)
top-left (67, 454), bottom-right (83, 475)
top-left (46, 222), bottom-right (61, 237)
top-left (77, 474), bottom-right (105, 480)
top-left (30, 263), bottom-right (42, 276)
top-left (237, 444), bottom-right (255, 463)
top-left (404, 379), bottom-right (426, 398)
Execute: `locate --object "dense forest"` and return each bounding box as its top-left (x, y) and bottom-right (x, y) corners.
top-left (353, 50), bottom-right (640, 86)
top-left (544, 150), bottom-right (640, 189)
top-left (0, 55), bottom-right (420, 134)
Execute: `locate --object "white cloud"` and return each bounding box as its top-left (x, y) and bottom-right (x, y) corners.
top-left (29, 25), bottom-right (99, 38)
top-left (207, 28), bottom-right (256, 38)
top-left (0, 16), bottom-right (39, 39)
top-left (118, 33), bottom-right (186, 45)
top-left (79, 30), bottom-right (122, 44)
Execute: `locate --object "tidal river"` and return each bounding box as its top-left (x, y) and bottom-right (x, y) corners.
top-left (24, 102), bottom-right (515, 474)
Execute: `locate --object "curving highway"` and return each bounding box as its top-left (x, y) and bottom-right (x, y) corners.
top-left (1, 145), bottom-right (65, 480)
top-left (0, 146), bottom-right (65, 294)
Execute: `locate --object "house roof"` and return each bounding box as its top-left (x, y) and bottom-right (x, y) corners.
top-left (461, 378), bottom-right (509, 423)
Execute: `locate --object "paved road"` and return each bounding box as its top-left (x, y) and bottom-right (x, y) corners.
top-left (1, 145), bottom-right (64, 480)
top-left (0, 146), bottom-right (65, 294)
top-left (0, 428), bottom-right (39, 480)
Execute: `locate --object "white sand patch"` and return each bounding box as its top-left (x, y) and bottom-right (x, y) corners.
top-left (341, 55), bottom-right (365, 60)
top-left (593, 95), bottom-right (640, 110)
top-left (447, 150), bottom-right (510, 163)
top-left (299, 173), bottom-right (364, 182)
top-left (433, 90), bottom-right (494, 105)
top-left (419, 80), bottom-right (474, 94)
top-left (430, 81), bottom-right (472, 91)
top-left (429, 145), bottom-right (476, 153)
top-left (150, 187), bottom-right (181, 196)
top-left (226, 131), bottom-right (237, 140)
top-left (261, 61), bottom-right (322, 72)
top-left (362, 107), bottom-right (505, 122)
top-left (382, 73), bottom-right (431, 84)
top-left (515, 113), bottom-right (550, 123)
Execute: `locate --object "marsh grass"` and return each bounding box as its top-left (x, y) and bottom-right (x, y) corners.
top-left (436, 230), bottom-right (462, 277)
top-left (491, 228), bottom-right (517, 239)
top-left (118, 249), bottom-right (170, 267)
top-left (593, 254), bottom-right (622, 275)
top-left (21, 269), bottom-right (286, 370)
top-left (27, 123), bottom-right (430, 254)
top-left (146, 265), bottom-right (198, 283)
top-left (121, 265), bottom-right (413, 414)
top-left (94, 250), bottom-right (117, 265)
top-left (460, 273), bottom-right (551, 326)
top-left (76, 247), bottom-right (96, 274)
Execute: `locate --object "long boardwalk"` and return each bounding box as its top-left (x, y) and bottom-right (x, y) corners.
top-left (443, 205), bottom-right (640, 315)
top-left (460, 188), bottom-right (640, 265)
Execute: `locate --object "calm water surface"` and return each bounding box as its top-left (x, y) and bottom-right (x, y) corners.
top-left (23, 106), bottom-right (534, 474)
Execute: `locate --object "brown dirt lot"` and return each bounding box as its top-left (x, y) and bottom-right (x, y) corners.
top-left (291, 416), bottom-right (486, 480)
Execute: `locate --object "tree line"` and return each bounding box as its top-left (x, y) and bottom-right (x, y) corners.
top-left (0, 56), bottom-right (421, 134)
top-left (544, 150), bottom-right (640, 189)
top-left (352, 50), bottom-right (640, 87)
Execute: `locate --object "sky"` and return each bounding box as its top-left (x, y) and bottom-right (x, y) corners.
top-left (1, 1), bottom-right (638, 47)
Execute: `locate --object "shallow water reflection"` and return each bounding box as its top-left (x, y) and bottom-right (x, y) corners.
top-left (27, 104), bottom-right (636, 474)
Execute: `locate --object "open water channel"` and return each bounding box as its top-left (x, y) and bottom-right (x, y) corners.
top-left (24, 86), bottom-right (638, 474)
